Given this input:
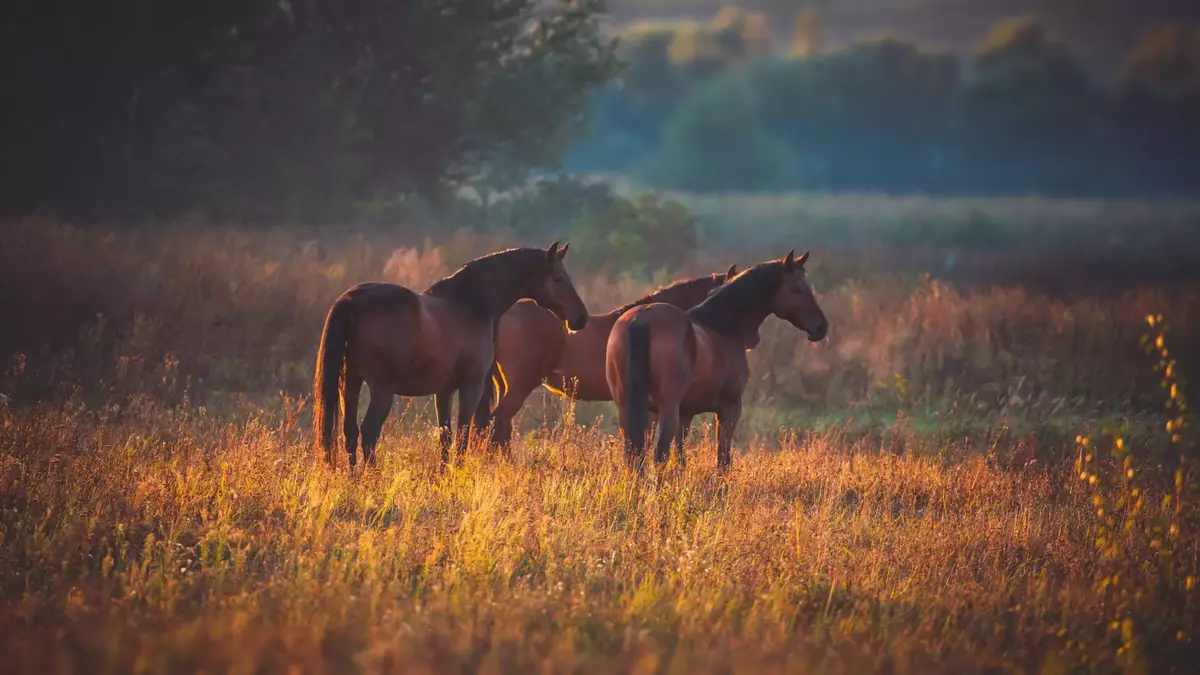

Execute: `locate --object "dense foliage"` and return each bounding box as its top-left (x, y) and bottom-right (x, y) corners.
top-left (0, 0), bottom-right (619, 221)
top-left (567, 12), bottom-right (1200, 197)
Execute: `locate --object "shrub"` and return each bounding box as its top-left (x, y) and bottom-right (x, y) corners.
top-left (569, 192), bottom-right (699, 275)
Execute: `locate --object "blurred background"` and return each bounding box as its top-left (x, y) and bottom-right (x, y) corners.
top-left (2, 0), bottom-right (1199, 443)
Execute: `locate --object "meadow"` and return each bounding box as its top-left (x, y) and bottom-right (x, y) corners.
top-left (1, 195), bottom-right (1198, 674)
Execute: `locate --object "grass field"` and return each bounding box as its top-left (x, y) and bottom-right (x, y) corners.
top-left (1, 207), bottom-right (1198, 673)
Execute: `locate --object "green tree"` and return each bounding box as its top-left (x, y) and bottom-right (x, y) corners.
top-left (569, 191), bottom-right (699, 274)
top-left (750, 37), bottom-right (958, 190)
top-left (789, 8), bottom-right (826, 58)
top-left (645, 75), bottom-right (788, 192)
top-left (0, 0), bottom-right (619, 221)
top-left (1118, 22), bottom-right (1200, 101)
top-left (1113, 23), bottom-right (1200, 194)
top-left (952, 16), bottom-right (1102, 194)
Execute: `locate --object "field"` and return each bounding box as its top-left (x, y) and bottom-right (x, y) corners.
top-left (1, 195), bottom-right (1199, 674)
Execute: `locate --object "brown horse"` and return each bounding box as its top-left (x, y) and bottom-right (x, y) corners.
top-left (313, 243), bottom-right (588, 468)
top-left (606, 250), bottom-right (828, 470)
top-left (472, 264), bottom-right (740, 448)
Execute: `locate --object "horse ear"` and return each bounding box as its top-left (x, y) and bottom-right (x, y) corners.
top-left (558, 242), bottom-right (569, 260)
top-left (783, 249), bottom-right (796, 271)
top-left (797, 250), bottom-right (810, 267)
top-left (547, 241), bottom-right (560, 262)
top-left (725, 263), bottom-right (737, 278)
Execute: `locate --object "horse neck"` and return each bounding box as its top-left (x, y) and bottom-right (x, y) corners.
top-left (428, 256), bottom-right (541, 320)
top-left (724, 305), bottom-right (773, 346)
top-left (689, 292), bottom-right (773, 347)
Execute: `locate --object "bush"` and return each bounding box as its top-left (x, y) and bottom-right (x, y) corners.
top-left (569, 192), bottom-right (699, 275)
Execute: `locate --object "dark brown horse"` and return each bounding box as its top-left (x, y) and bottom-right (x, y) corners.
top-left (313, 243), bottom-right (588, 468)
top-left (472, 265), bottom-right (740, 448)
top-left (606, 250), bottom-right (828, 470)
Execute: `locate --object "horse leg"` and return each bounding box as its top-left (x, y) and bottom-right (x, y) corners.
top-left (653, 406), bottom-right (680, 467)
top-left (360, 389), bottom-right (394, 468)
top-left (615, 404), bottom-right (645, 471)
top-left (455, 377), bottom-right (488, 465)
top-left (342, 363), bottom-right (363, 468)
top-left (471, 362), bottom-right (500, 449)
top-left (675, 413), bottom-right (695, 469)
top-left (715, 401), bottom-right (742, 470)
top-left (489, 371), bottom-right (541, 452)
top-left (435, 389), bottom-right (455, 465)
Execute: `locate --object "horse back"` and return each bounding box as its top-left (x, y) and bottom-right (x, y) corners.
top-left (347, 282), bottom-right (491, 395)
top-left (609, 303), bottom-right (695, 402)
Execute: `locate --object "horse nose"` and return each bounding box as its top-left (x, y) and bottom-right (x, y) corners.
top-left (569, 313), bottom-right (588, 331)
top-left (808, 319), bottom-right (829, 342)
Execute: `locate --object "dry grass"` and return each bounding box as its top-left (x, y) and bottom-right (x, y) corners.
top-left (0, 400), bottom-right (1147, 673)
top-left (1, 218), bottom-right (1198, 673)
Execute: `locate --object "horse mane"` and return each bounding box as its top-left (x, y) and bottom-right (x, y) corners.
top-left (614, 273), bottom-right (720, 315)
top-left (425, 247), bottom-right (549, 316)
top-left (687, 261), bottom-right (785, 334)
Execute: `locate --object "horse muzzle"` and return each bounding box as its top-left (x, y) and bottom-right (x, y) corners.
top-left (568, 313), bottom-right (589, 331)
top-left (806, 321), bottom-right (829, 342)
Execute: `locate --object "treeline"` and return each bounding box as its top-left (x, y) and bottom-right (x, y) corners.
top-left (565, 9), bottom-right (1200, 197)
top-left (0, 0), bottom-right (618, 222)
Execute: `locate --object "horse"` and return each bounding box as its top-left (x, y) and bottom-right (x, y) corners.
top-left (313, 243), bottom-right (589, 468)
top-left (606, 250), bottom-right (828, 470)
top-left (472, 264), bottom-right (741, 449)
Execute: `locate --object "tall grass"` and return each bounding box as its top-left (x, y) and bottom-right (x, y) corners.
top-left (1, 217), bottom-right (1198, 672)
top-left (0, 392), bottom-right (1183, 674)
top-left (2, 219), bottom-right (1195, 433)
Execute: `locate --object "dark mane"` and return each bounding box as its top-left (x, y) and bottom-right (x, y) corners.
top-left (425, 247), bottom-right (549, 316)
top-left (614, 273), bottom-right (720, 315)
top-left (687, 261), bottom-right (785, 334)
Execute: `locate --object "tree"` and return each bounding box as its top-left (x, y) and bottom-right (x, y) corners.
top-left (790, 8), bottom-right (826, 58)
top-left (0, 0), bottom-right (619, 221)
top-left (952, 16), bottom-right (1102, 194)
top-left (644, 74), bottom-right (788, 192)
top-left (749, 38), bottom-right (958, 190)
top-left (1113, 23), bottom-right (1200, 194)
top-left (569, 191), bottom-right (699, 274)
top-left (1119, 23), bottom-right (1200, 101)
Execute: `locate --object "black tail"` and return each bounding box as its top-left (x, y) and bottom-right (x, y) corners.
top-left (313, 297), bottom-right (354, 464)
top-left (623, 322), bottom-right (651, 465)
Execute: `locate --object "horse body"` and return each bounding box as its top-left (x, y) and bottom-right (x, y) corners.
top-left (314, 244), bottom-right (587, 468)
top-left (607, 251), bottom-right (828, 470)
top-left (343, 283), bottom-right (489, 396)
top-left (548, 306), bottom-right (665, 401)
top-left (477, 265), bottom-right (739, 447)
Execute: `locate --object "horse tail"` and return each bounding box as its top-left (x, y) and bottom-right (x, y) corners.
top-left (623, 322), bottom-right (651, 461)
top-left (313, 296), bottom-right (354, 462)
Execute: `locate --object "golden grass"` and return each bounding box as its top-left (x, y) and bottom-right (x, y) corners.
top-left (0, 218), bottom-right (1197, 672)
top-left (0, 399), bottom-right (1123, 674)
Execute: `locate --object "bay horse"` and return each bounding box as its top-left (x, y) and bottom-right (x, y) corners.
top-left (313, 243), bottom-right (588, 468)
top-left (606, 250), bottom-right (828, 470)
top-left (472, 264), bottom-right (740, 449)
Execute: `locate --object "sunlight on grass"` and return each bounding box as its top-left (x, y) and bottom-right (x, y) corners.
top-left (0, 401), bottom-right (1106, 673)
top-left (0, 219), bottom-right (1197, 673)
